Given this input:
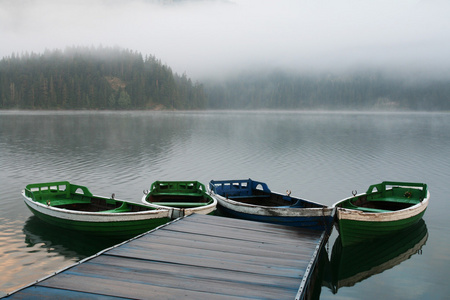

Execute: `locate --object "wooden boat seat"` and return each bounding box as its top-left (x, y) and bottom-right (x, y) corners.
top-left (353, 207), bottom-right (391, 213)
top-left (229, 195), bottom-right (270, 199)
top-left (152, 193), bottom-right (203, 197)
top-left (53, 199), bottom-right (89, 206)
top-left (350, 199), bottom-right (415, 213)
top-left (151, 202), bottom-right (210, 207)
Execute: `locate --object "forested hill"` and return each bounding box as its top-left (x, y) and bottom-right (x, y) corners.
top-left (0, 47), bottom-right (206, 110)
top-left (1, 47), bottom-right (449, 111)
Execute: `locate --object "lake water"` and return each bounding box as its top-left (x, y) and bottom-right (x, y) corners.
top-left (1, 110), bottom-right (449, 299)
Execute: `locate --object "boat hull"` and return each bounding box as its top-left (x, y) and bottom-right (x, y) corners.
top-left (218, 202), bottom-right (333, 231)
top-left (211, 190), bottom-right (334, 232)
top-left (335, 209), bottom-right (426, 246)
top-left (23, 192), bottom-right (171, 237)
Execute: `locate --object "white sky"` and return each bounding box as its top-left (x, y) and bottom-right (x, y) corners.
top-left (1, 0), bottom-right (450, 79)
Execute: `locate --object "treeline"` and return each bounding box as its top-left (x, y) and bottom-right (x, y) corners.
top-left (204, 71), bottom-right (450, 111)
top-left (0, 47), bottom-right (206, 110)
top-left (1, 47), bottom-right (449, 111)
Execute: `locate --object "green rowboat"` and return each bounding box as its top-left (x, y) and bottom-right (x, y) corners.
top-left (22, 181), bottom-right (171, 237)
top-left (332, 181), bottom-right (429, 246)
top-left (142, 181), bottom-right (217, 219)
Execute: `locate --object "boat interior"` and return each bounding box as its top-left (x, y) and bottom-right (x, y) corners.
top-left (348, 195), bottom-right (417, 213)
top-left (51, 196), bottom-right (154, 213)
top-left (228, 190), bottom-right (322, 208)
top-left (145, 181), bottom-right (214, 208)
top-left (210, 179), bottom-right (324, 208)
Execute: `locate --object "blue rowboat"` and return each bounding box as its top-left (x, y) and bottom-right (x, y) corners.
top-left (208, 179), bottom-right (334, 232)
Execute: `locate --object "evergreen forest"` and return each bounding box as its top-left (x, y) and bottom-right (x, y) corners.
top-left (0, 47), bottom-right (206, 110)
top-left (1, 47), bottom-right (449, 111)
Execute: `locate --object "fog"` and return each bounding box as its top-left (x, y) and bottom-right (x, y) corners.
top-left (1, 0), bottom-right (450, 79)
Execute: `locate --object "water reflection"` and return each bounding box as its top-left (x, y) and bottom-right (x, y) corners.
top-left (22, 216), bottom-right (126, 259)
top-left (329, 220), bottom-right (428, 294)
top-left (306, 246), bottom-right (332, 300)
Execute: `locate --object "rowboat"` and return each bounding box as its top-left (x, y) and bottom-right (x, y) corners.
top-left (208, 179), bottom-right (334, 232)
top-left (332, 181), bottom-right (429, 246)
top-left (22, 181), bottom-right (171, 237)
top-left (141, 181), bottom-right (217, 218)
top-left (330, 219), bottom-right (428, 293)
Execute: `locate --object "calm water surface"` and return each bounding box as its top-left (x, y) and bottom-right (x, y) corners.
top-left (0, 110), bottom-right (449, 299)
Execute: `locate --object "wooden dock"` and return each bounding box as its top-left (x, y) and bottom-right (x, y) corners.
top-left (4, 214), bottom-right (326, 300)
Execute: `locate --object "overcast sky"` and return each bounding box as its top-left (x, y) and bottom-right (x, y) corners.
top-left (1, 0), bottom-right (450, 79)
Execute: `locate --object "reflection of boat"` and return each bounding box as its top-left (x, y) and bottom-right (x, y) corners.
top-left (330, 219), bottom-right (428, 293)
top-left (333, 181), bottom-right (429, 246)
top-left (22, 181), bottom-right (171, 237)
top-left (141, 181), bottom-right (217, 218)
top-left (22, 216), bottom-right (124, 259)
top-left (208, 179), bottom-right (334, 232)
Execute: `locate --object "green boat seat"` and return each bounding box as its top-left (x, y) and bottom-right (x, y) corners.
top-left (353, 207), bottom-right (392, 213)
top-left (102, 202), bottom-right (131, 213)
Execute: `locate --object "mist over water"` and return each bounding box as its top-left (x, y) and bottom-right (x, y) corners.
top-left (1, 0), bottom-right (450, 79)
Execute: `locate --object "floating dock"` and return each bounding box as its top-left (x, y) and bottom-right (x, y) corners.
top-left (4, 214), bottom-right (326, 300)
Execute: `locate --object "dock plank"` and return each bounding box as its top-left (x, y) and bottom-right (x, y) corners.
top-left (165, 215), bottom-right (322, 246)
top-left (83, 255), bottom-right (301, 289)
top-left (52, 260), bottom-right (300, 298)
top-left (38, 273), bottom-right (257, 300)
top-left (128, 232), bottom-right (317, 259)
top-left (3, 286), bottom-right (128, 300)
top-left (5, 214), bottom-right (325, 300)
top-left (188, 213), bottom-right (323, 235)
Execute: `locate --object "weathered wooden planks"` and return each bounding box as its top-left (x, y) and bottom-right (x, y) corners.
top-left (5, 214), bottom-right (325, 300)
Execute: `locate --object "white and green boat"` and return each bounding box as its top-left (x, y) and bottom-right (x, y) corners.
top-left (333, 181), bottom-right (429, 246)
top-left (22, 181), bottom-right (171, 237)
top-left (142, 181), bottom-right (217, 219)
